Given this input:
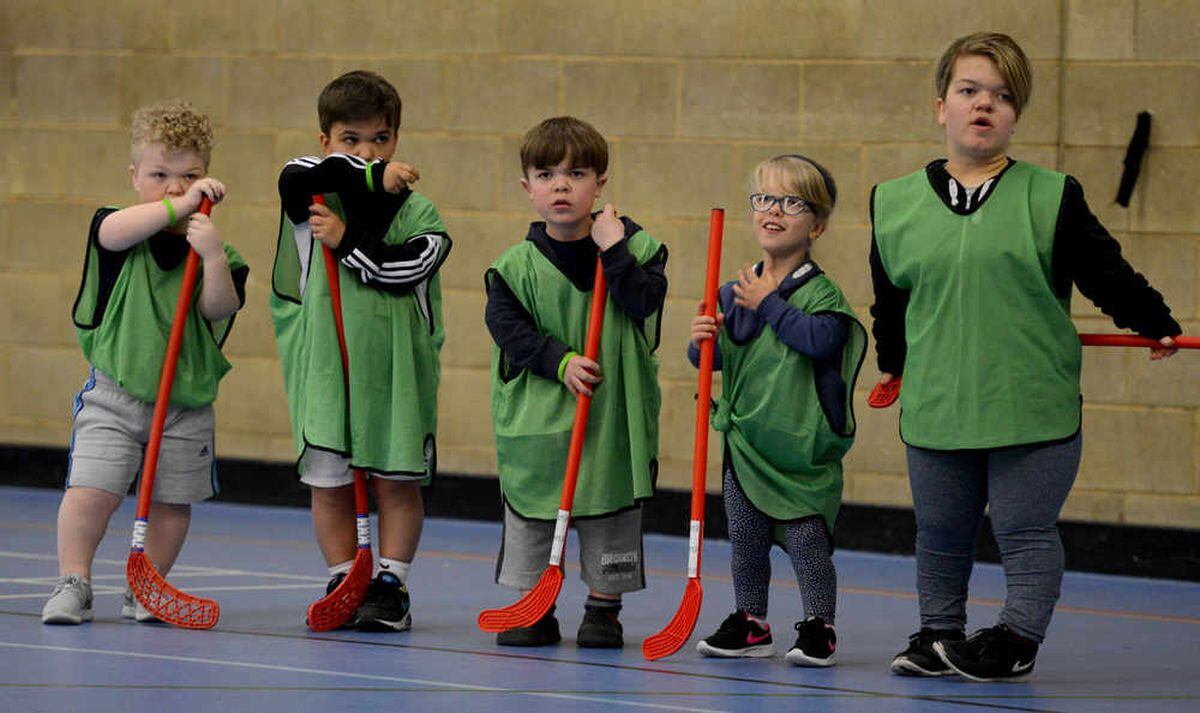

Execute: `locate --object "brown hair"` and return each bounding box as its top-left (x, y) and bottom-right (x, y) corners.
top-left (935, 32), bottom-right (1032, 117)
top-left (130, 99), bottom-right (214, 167)
top-left (753, 155), bottom-right (836, 219)
top-left (519, 116), bottom-right (608, 176)
top-left (318, 70), bottom-right (402, 134)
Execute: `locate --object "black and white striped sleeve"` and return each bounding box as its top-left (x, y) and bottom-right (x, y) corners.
top-left (336, 230), bottom-right (448, 291)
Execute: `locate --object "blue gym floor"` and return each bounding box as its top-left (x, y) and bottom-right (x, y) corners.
top-left (1, 486), bottom-right (1197, 712)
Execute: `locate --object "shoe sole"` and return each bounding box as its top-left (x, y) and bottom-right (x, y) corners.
top-left (890, 657), bottom-right (956, 677)
top-left (696, 641), bottom-right (777, 658)
top-left (577, 638), bottom-right (623, 649)
top-left (932, 641), bottom-right (1032, 683)
top-left (785, 649), bottom-right (836, 667)
top-left (121, 603), bottom-right (162, 623)
top-left (355, 613), bottom-right (412, 632)
top-left (496, 635), bottom-right (562, 647)
top-left (42, 609), bottom-right (93, 625)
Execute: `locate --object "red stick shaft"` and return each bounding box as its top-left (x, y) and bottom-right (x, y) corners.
top-left (134, 197), bottom-right (211, 521)
top-left (314, 194), bottom-right (371, 519)
top-left (557, 257), bottom-right (607, 510)
top-left (1079, 333), bottom-right (1199, 349)
top-left (690, 209), bottom-right (724, 564)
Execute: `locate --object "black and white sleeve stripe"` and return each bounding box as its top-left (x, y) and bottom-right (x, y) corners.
top-left (341, 233), bottom-right (447, 289)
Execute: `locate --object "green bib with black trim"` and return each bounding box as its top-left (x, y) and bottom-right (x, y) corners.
top-left (270, 190), bottom-right (449, 475)
top-left (73, 222), bottom-right (244, 408)
top-left (873, 162), bottom-right (1080, 449)
top-left (712, 273), bottom-right (866, 529)
top-left (489, 232), bottom-right (663, 520)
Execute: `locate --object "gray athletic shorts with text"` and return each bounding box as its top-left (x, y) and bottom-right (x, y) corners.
top-left (67, 368), bottom-right (217, 504)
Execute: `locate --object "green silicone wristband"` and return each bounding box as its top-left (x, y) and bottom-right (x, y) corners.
top-left (162, 197), bottom-right (176, 226)
top-left (557, 351), bottom-right (578, 382)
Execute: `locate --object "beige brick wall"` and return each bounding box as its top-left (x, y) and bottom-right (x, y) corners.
top-left (2, 0), bottom-right (1197, 530)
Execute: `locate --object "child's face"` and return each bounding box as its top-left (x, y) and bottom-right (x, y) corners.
top-left (320, 115), bottom-right (398, 161)
top-left (520, 158), bottom-right (606, 236)
top-left (129, 143), bottom-right (207, 204)
top-left (751, 178), bottom-right (825, 259)
top-left (936, 54), bottom-right (1018, 162)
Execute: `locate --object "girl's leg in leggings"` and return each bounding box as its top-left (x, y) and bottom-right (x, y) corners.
top-left (781, 516), bottom-right (837, 623)
top-left (987, 433), bottom-right (1081, 643)
top-left (906, 446), bottom-right (989, 632)
top-left (723, 457), bottom-right (774, 617)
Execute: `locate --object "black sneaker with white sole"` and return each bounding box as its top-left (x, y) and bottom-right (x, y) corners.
top-left (933, 624), bottom-right (1039, 682)
top-left (890, 627), bottom-right (965, 676)
top-left (785, 616), bottom-right (837, 667)
top-left (354, 572), bottom-right (412, 632)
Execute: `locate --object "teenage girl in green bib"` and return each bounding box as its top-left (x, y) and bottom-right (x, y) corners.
top-left (871, 32), bottom-right (1180, 682)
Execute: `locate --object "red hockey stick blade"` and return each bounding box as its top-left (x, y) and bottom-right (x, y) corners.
top-left (642, 577), bottom-right (703, 661)
top-left (868, 378), bottom-right (901, 408)
top-left (126, 551), bottom-right (219, 630)
top-left (477, 564), bottom-right (564, 632)
top-left (306, 547), bottom-right (373, 632)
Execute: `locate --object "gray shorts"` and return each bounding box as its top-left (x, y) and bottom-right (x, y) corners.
top-left (298, 447), bottom-right (427, 488)
top-left (496, 503), bottom-right (645, 595)
top-left (67, 368), bottom-right (217, 504)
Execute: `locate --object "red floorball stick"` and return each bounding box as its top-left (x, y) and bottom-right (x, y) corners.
top-left (478, 256), bottom-right (608, 633)
top-left (867, 333), bottom-right (1197, 409)
top-left (126, 197), bottom-right (220, 630)
top-left (305, 194), bottom-right (374, 632)
top-left (643, 208), bottom-right (724, 661)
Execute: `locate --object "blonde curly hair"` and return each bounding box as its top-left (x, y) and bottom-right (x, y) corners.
top-left (130, 99), bottom-right (214, 167)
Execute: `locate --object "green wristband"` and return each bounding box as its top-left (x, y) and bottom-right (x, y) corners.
top-left (365, 161), bottom-right (376, 192)
top-left (162, 197), bottom-right (176, 226)
top-left (557, 351), bottom-right (579, 383)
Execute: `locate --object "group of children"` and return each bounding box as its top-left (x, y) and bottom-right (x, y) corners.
top-left (38, 32), bottom-right (1180, 682)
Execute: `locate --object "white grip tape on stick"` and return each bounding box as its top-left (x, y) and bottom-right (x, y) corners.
top-left (549, 509), bottom-right (570, 566)
top-left (356, 515), bottom-right (370, 546)
top-left (131, 518), bottom-right (148, 550)
top-left (687, 520), bottom-right (701, 578)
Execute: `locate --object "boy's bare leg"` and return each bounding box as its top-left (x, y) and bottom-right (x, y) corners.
top-left (57, 486), bottom-right (123, 579)
top-left (372, 479), bottom-right (422, 562)
top-left (311, 484), bottom-right (357, 566)
top-left (143, 502), bottom-right (191, 575)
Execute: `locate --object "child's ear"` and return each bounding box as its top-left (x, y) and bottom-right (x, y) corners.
top-left (318, 132), bottom-right (332, 155)
top-left (519, 174), bottom-right (532, 198)
top-left (809, 220), bottom-right (828, 241)
top-left (128, 163), bottom-right (137, 188)
top-left (595, 173), bottom-right (607, 196)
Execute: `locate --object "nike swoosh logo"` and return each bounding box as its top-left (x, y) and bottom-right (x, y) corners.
top-left (1011, 660), bottom-right (1034, 673)
top-left (746, 632), bottom-right (771, 645)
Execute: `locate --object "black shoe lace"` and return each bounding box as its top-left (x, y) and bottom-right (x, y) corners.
top-left (794, 618), bottom-right (830, 651)
top-left (714, 611), bottom-right (747, 638)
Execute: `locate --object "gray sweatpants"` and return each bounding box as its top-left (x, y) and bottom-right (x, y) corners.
top-left (905, 432), bottom-right (1082, 642)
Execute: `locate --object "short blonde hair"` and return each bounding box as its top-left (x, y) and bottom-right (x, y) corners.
top-left (753, 155), bottom-right (836, 219)
top-left (935, 32), bottom-right (1032, 118)
top-left (130, 99), bottom-right (214, 167)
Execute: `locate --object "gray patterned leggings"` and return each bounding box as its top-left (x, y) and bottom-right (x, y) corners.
top-left (723, 456), bottom-right (837, 623)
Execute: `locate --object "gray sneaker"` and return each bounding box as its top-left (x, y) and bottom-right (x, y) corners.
top-left (42, 574), bottom-right (94, 625)
top-left (121, 590), bottom-right (161, 623)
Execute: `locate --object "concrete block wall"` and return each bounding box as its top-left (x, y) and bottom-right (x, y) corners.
top-left (1, 0), bottom-right (1196, 529)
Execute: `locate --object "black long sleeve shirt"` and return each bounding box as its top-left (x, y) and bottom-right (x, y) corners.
top-left (278, 154), bottom-right (447, 292)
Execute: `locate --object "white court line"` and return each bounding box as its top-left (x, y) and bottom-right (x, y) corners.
top-left (0, 642), bottom-right (725, 713)
top-left (0, 551), bottom-right (325, 582)
top-left (0, 584), bottom-right (321, 601)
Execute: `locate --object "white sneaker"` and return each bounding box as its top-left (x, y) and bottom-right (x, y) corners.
top-left (122, 590), bottom-right (161, 623)
top-left (42, 575), bottom-right (93, 625)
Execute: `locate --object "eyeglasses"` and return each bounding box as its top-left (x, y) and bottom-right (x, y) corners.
top-left (749, 193), bottom-right (811, 216)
